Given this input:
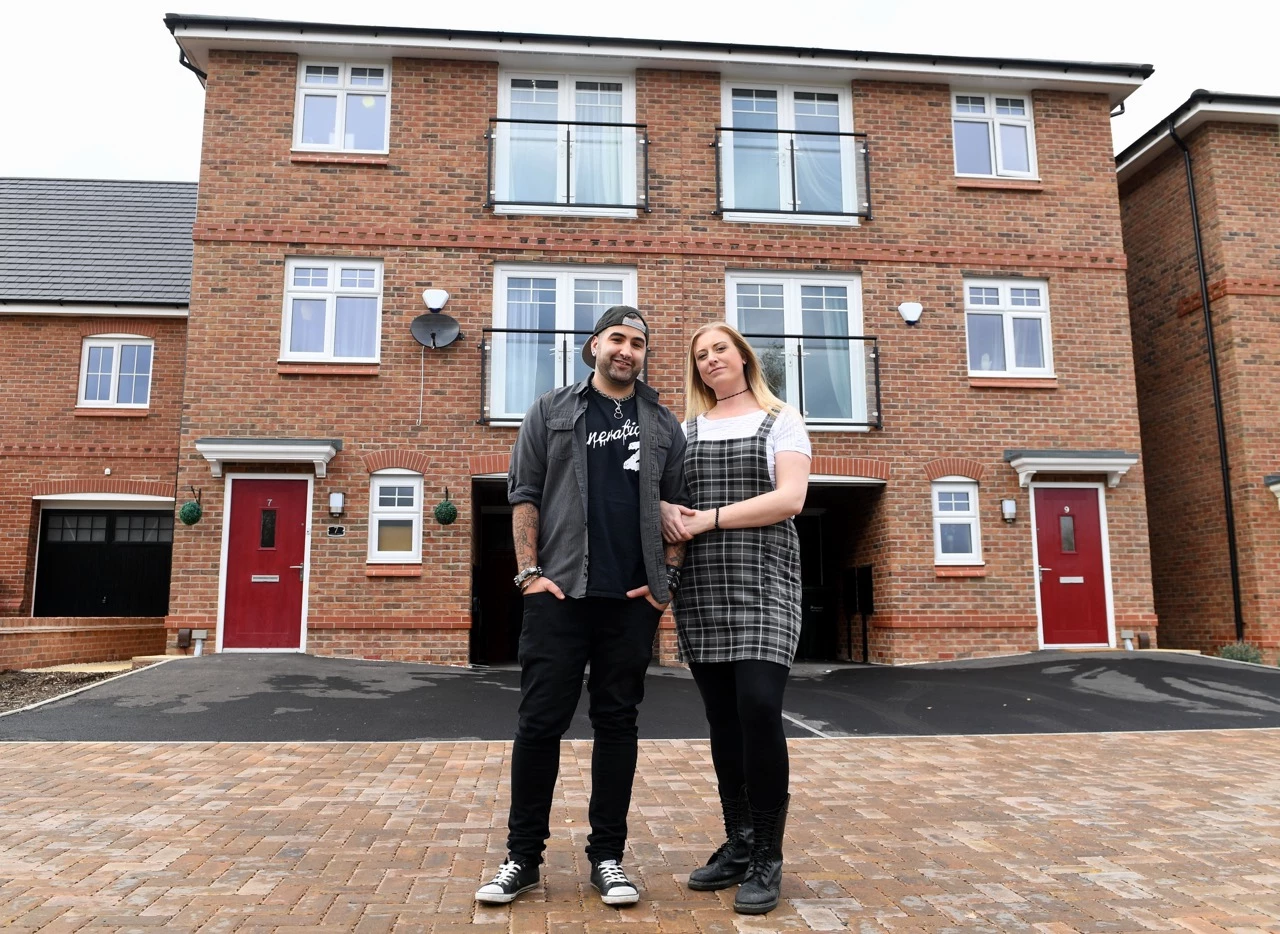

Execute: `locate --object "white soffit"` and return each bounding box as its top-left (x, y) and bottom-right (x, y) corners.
top-left (809, 474), bottom-right (887, 487)
top-left (1117, 101), bottom-right (1280, 180)
top-left (195, 438), bottom-right (343, 478)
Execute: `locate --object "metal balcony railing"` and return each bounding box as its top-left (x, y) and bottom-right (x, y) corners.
top-left (479, 327), bottom-right (880, 428)
top-left (485, 118), bottom-right (651, 211)
top-left (713, 127), bottom-right (872, 218)
top-left (740, 332), bottom-right (882, 428)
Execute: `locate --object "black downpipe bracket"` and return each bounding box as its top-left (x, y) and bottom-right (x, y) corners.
top-left (1167, 118), bottom-right (1245, 641)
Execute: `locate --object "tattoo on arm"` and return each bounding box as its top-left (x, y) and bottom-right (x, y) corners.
top-left (512, 503), bottom-right (540, 570)
top-left (664, 539), bottom-right (687, 569)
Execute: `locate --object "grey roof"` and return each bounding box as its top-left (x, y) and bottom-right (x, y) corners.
top-left (0, 178), bottom-right (196, 305)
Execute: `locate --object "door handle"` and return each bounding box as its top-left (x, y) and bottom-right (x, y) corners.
top-left (1038, 565), bottom-right (1052, 582)
top-left (289, 564), bottom-right (304, 580)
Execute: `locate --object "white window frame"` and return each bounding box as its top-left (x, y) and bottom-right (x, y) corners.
top-left (77, 334), bottom-right (154, 408)
top-left (720, 81), bottom-right (860, 226)
top-left (368, 469), bottom-right (423, 564)
top-left (963, 277), bottom-right (1054, 378)
top-left (280, 258), bottom-right (383, 364)
top-left (489, 264), bottom-right (638, 422)
top-left (724, 271), bottom-right (867, 430)
top-left (293, 61), bottom-right (391, 154)
top-left (951, 91), bottom-right (1038, 179)
top-left (494, 71), bottom-right (637, 218)
top-left (933, 477), bottom-right (983, 565)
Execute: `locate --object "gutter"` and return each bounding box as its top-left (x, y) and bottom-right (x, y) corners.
top-left (1167, 118), bottom-right (1245, 642)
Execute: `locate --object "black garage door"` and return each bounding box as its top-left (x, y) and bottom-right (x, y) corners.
top-left (34, 510), bottom-right (173, 617)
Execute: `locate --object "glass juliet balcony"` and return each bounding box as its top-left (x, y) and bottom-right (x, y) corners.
top-left (740, 331), bottom-right (882, 428)
top-left (486, 118), bottom-right (651, 211)
top-left (714, 127), bottom-right (872, 218)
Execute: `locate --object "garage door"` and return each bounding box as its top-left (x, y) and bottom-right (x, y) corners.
top-left (34, 510), bottom-right (173, 617)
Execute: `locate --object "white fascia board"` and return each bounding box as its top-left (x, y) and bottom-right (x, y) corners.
top-left (1007, 452), bottom-right (1139, 489)
top-left (809, 474), bottom-right (888, 487)
top-left (1117, 102), bottom-right (1280, 180)
top-left (172, 25), bottom-right (1143, 101)
top-left (33, 493), bottom-right (175, 505)
top-left (195, 439), bottom-right (342, 478)
top-left (0, 303), bottom-right (188, 317)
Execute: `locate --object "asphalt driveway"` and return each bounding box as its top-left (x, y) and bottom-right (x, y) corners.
top-left (2, 650), bottom-right (1278, 742)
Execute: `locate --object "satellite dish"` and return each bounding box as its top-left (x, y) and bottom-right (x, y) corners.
top-left (411, 313), bottom-right (461, 349)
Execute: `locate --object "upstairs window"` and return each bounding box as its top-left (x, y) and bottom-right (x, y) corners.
top-left (492, 74), bottom-right (640, 214)
top-left (295, 62), bottom-right (390, 153)
top-left (719, 83), bottom-right (865, 220)
top-left (964, 278), bottom-right (1054, 377)
top-left (368, 470), bottom-right (423, 563)
top-left (281, 259), bottom-right (383, 363)
top-left (952, 92), bottom-right (1036, 178)
top-left (933, 479), bottom-right (982, 565)
top-left (79, 335), bottom-right (153, 408)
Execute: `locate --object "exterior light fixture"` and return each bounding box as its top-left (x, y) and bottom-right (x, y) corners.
top-left (329, 491), bottom-right (345, 517)
top-left (1001, 499), bottom-right (1017, 523)
top-left (897, 301), bottom-right (923, 326)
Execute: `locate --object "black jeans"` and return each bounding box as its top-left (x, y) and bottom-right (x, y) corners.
top-left (506, 593), bottom-right (661, 865)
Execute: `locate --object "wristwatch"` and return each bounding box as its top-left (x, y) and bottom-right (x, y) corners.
top-left (665, 564), bottom-right (681, 594)
top-left (513, 566), bottom-right (543, 590)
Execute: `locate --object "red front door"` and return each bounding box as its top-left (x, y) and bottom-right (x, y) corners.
top-left (223, 478), bottom-right (308, 649)
top-left (1035, 486), bottom-right (1109, 645)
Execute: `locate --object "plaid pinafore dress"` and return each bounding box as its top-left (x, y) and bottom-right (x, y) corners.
top-left (674, 411), bottom-right (802, 667)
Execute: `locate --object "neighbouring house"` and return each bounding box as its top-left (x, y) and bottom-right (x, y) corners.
top-left (1117, 91), bottom-right (1280, 662)
top-left (0, 178), bottom-right (195, 668)
top-left (162, 13), bottom-right (1158, 666)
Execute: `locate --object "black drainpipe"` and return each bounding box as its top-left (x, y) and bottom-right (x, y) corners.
top-left (1167, 118), bottom-right (1245, 641)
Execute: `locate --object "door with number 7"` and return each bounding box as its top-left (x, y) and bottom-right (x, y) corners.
top-left (223, 478), bottom-right (309, 649)
top-left (1034, 486), bottom-right (1109, 646)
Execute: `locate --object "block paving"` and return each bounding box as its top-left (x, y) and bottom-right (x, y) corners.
top-left (2, 730), bottom-right (1280, 932)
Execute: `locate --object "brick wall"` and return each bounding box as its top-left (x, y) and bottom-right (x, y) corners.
top-left (0, 617), bottom-right (166, 669)
top-left (174, 49), bottom-right (1155, 665)
top-left (1120, 121), bottom-right (1280, 661)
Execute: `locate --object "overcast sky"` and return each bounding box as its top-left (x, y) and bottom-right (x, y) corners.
top-left (1, 0), bottom-right (1275, 182)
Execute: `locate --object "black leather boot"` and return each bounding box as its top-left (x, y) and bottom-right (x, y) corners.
top-left (733, 793), bottom-right (789, 914)
top-left (687, 785), bottom-right (753, 891)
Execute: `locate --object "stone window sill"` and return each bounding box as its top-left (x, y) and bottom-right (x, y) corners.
top-left (955, 178), bottom-right (1043, 192)
top-left (366, 564), bottom-right (423, 578)
top-left (969, 377), bottom-right (1058, 389)
top-left (935, 565), bottom-right (987, 578)
top-left (74, 407), bottom-right (149, 417)
top-left (278, 363), bottom-right (380, 376)
top-left (290, 152), bottom-right (390, 167)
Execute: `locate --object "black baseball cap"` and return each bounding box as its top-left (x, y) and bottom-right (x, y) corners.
top-left (581, 305), bottom-right (649, 366)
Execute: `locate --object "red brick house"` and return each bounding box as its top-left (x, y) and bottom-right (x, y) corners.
top-left (0, 178), bottom-right (195, 667)
top-left (164, 14), bottom-right (1158, 665)
top-left (1117, 92), bottom-right (1280, 662)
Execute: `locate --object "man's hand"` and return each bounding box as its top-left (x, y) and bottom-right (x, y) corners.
top-left (626, 584), bottom-right (669, 611)
top-left (660, 501), bottom-right (696, 543)
top-left (522, 575), bottom-right (565, 599)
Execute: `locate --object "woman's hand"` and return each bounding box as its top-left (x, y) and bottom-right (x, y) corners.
top-left (661, 500), bottom-right (695, 543)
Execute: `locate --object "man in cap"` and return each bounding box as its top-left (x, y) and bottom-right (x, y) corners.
top-left (476, 305), bottom-right (690, 907)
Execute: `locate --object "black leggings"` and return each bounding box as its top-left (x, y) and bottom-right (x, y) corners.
top-left (689, 659), bottom-right (790, 811)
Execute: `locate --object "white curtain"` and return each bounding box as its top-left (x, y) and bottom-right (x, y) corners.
top-left (504, 278), bottom-right (557, 416)
top-left (731, 89), bottom-right (780, 211)
top-left (792, 93), bottom-right (843, 213)
top-left (800, 286), bottom-right (853, 420)
top-left (574, 82), bottom-right (623, 205)
top-left (509, 80), bottom-right (559, 203)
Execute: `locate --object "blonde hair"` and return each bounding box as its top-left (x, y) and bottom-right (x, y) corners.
top-left (684, 322), bottom-right (786, 421)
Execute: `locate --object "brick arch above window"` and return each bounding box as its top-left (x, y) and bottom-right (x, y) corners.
top-left (923, 458), bottom-right (986, 482)
top-left (79, 320), bottom-right (159, 339)
top-left (31, 479), bottom-right (175, 499)
top-left (362, 450), bottom-right (433, 476)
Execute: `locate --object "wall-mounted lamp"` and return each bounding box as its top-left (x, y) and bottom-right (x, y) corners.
top-left (1001, 499), bottom-right (1017, 523)
top-left (897, 301), bottom-right (923, 326)
top-left (422, 288), bottom-right (450, 312)
top-left (329, 491), bottom-right (345, 517)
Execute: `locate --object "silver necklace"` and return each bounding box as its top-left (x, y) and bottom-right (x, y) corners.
top-left (591, 382), bottom-right (635, 419)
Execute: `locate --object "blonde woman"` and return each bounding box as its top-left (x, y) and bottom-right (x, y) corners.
top-left (661, 322), bottom-right (810, 914)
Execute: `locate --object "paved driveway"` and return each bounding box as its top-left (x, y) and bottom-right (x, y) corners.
top-left (3, 650), bottom-right (1278, 741)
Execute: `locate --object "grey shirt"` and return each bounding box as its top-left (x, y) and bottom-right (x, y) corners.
top-left (508, 378), bottom-right (690, 602)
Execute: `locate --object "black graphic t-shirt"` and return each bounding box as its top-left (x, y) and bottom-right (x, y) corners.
top-left (585, 387), bottom-right (646, 598)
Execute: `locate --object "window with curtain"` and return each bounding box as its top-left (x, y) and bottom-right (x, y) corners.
top-left (964, 278), bottom-right (1054, 377)
top-left (726, 273), bottom-right (865, 425)
top-left (496, 73), bottom-right (635, 211)
top-left (368, 470), bottom-right (423, 563)
top-left (78, 335), bottom-right (154, 408)
top-left (281, 258), bottom-right (382, 363)
top-left (490, 265), bottom-right (636, 420)
top-left (294, 62), bottom-right (390, 153)
top-left (952, 92), bottom-right (1037, 178)
top-left (721, 83), bottom-right (855, 216)
top-left (933, 479), bottom-right (983, 565)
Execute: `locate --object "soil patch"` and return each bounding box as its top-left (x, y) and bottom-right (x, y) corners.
top-left (0, 670), bottom-right (116, 714)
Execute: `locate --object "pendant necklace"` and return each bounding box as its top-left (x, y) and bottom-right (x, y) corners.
top-left (592, 382), bottom-right (635, 419)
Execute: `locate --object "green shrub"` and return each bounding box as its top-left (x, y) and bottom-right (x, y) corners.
top-left (1217, 641), bottom-right (1264, 664)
